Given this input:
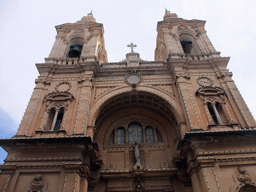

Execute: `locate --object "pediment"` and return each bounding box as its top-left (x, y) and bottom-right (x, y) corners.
top-left (196, 86), bottom-right (225, 97)
top-left (44, 91), bottom-right (74, 102)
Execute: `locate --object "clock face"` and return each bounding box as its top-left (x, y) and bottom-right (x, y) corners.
top-left (197, 77), bottom-right (213, 87)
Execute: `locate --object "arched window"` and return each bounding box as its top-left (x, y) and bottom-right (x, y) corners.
top-left (54, 108), bottom-right (64, 130)
top-left (128, 123), bottom-right (143, 144)
top-left (207, 102), bottom-right (219, 124)
top-left (196, 86), bottom-right (233, 126)
top-left (46, 107), bottom-right (64, 131)
top-left (207, 102), bottom-right (228, 125)
top-left (116, 127), bottom-right (126, 144)
top-left (145, 126), bottom-right (154, 143)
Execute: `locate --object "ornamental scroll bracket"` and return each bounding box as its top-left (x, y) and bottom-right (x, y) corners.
top-left (235, 165), bottom-right (256, 192)
top-left (28, 173), bottom-right (46, 192)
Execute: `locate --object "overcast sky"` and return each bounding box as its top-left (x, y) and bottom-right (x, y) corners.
top-left (0, 0), bottom-right (256, 163)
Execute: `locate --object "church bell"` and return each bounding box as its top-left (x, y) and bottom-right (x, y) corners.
top-left (68, 44), bottom-right (83, 58)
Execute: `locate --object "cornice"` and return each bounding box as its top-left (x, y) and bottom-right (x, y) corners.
top-left (100, 168), bottom-right (177, 179)
top-left (178, 128), bottom-right (256, 149)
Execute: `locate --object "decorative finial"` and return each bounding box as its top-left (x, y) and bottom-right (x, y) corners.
top-left (165, 7), bottom-right (168, 12)
top-left (127, 42), bottom-right (137, 53)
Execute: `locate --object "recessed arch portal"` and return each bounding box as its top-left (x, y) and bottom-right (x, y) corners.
top-left (93, 91), bottom-right (183, 148)
top-left (89, 86), bottom-right (184, 128)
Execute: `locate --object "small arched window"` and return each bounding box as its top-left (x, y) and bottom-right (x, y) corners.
top-left (145, 126), bottom-right (154, 143)
top-left (128, 123), bottom-right (143, 144)
top-left (46, 107), bottom-right (64, 131)
top-left (116, 127), bottom-right (126, 144)
top-left (54, 108), bottom-right (64, 130)
top-left (207, 102), bottom-right (219, 124)
top-left (207, 102), bottom-right (228, 125)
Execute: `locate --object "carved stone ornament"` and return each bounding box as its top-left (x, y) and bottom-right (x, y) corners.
top-left (44, 91), bottom-right (74, 103)
top-left (237, 166), bottom-right (253, 184)
top-left (125, 71), bottom-right (142, 86)
top-left (55, 81), bottom-right (72, 92)
top-left (178, 25), bottom-right (189, 31)
top-left (133, 178), bottom-right (145, 192)
top-left (196, 86), bottom-right (225, 102)
top-left (235, 165), bottom-right (256, 192)
top-left (28, 173), bottom-right (44, 192)
top-left (197, 77), bottom-right (214, 87)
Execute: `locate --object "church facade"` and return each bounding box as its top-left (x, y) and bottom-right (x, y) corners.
top-left (1, 11), bottom-right (256, 192)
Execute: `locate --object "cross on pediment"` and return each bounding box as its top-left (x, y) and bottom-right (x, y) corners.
top-left (127, 42), bottom-right (137, 53)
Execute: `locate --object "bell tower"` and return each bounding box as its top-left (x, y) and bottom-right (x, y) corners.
top-left (155, 11), bottom-right (220, 61)
top-left (47, 12), bottom-right (107, 63)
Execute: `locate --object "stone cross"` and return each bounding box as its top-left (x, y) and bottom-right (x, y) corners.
top-left (127, 43), bottom-right (137, 53)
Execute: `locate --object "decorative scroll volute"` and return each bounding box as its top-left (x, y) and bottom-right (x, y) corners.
top-left (28, 173), bottom-right (44, 192)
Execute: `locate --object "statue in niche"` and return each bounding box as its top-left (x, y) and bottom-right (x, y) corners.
top-left (133, 141), bottom-right (142, 169)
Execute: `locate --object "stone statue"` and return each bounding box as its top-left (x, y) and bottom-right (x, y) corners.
top-left (133, 141), bottom-right (141, 168)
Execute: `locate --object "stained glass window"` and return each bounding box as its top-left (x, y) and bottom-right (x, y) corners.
top-left (145, 126), bottom-right (154, 143)
top-left (116, 127), bottom-right (125, 144)
top-left (128, 123), bottom-right (143, 144)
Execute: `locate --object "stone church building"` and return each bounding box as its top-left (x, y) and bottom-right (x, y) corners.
top-left (1, 11), bottom-right (256, 192)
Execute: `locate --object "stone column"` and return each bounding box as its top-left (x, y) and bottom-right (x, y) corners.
top-left (50, 109), bottom-right (59, 131)
top-left (204, 102), bottom-right (214, 124)
top-left (211, 103), bottom-right (223, 125)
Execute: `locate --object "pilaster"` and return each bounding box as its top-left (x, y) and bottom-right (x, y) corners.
top-left (175, 72), bottom-right (201, 130)
top-left (224, 74), bottom-right (256, 128)
top-left (73, 71), bottom-right (93, 135)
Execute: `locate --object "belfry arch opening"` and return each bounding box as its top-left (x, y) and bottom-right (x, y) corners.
top-left (179, 34), bottom-right (201, 54)
top-left (66, 37), bottom-right (84, 58)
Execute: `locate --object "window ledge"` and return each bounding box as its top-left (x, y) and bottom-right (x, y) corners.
top-left (208, 123), bottom-right (239, 131)
top-left (105, 143), bottom-right (168, 150)
top-left (35, 129), bottom-right (66, 137)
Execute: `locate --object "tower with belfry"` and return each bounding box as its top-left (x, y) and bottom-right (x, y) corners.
top-left (1, 11), bottom-right (256, 192)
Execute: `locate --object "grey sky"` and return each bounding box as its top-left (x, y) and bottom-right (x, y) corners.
top-left (0, 0), bottom-right (255, 134)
